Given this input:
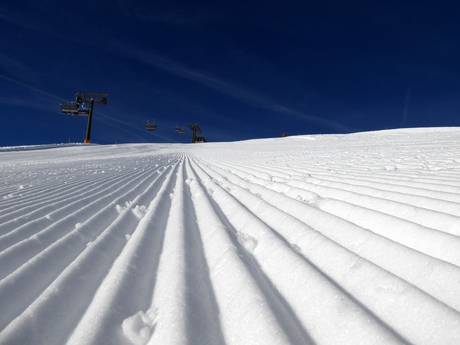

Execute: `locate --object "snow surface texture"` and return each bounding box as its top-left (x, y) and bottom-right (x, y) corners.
top-left (0, 128), bottom-right (460, 345)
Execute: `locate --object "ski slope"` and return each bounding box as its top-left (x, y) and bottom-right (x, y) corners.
top-left (1, 128), bottom-right (460, 345)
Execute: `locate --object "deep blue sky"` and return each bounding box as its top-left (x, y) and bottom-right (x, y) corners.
top-left (1, 1), bottom-right (460, 145)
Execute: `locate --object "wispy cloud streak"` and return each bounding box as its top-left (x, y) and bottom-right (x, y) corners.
top-left (112, 42), bottom-right (351, 132)
top-left (0, 73), bottom-right (63, 101)
top-left (0, 73), bottom-right (159, 141)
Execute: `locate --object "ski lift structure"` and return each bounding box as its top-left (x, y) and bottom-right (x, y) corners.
top-left (145, 120), bottom-right (157, 132)
top-left (144, 121), bottom-right (206, 143)
top-left (175, 126), bottom-right (185, 134)
top-left (188, 123), bottom-right (206, 143)
top-left (60, 91), bottom-right (108, 144)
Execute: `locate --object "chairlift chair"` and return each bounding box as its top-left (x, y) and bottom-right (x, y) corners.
top-left (60, 102), bottom-right (88, 116)
top-left (145, 120), bottom-right (157, 132)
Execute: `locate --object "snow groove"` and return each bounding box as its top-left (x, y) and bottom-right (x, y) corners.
top-left (1, 129), bottom-right (460, 344)
top-left (0, 160), bottom-right (179, 340)
top-left (193, 159), bottom-right (460, 344)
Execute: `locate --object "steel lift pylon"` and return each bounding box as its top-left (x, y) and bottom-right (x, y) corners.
top-left (60, 92), bottom-right (108, 144)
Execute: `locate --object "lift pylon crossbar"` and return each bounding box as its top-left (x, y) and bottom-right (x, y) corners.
top-left (75, 92), bottom-right (108, 105)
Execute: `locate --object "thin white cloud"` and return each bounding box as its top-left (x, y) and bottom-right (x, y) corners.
top-left (0, 95), bottom-right (54, 112)
top-left (0, 73), bottom-right (62, 101)
top-left (111, 42), bottom-right (351, 132)
top-left (0, 73), bottom-right (160, 141)
top-left (0, 7), bottom-right (350, 132)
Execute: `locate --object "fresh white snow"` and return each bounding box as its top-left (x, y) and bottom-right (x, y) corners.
top-left (0, 127), bottom-right (460, 345)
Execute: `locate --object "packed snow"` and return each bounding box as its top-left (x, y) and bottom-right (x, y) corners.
top-left (0, 128), bottom-right (460, 345)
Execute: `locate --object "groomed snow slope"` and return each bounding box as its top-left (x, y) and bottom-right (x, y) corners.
top-left (1, 128), bottom-right (460, 345)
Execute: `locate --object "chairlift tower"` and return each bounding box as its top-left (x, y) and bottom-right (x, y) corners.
top-left (188, 123), bottom-right (200, 143)
top-left (188, 123), bottom-right (206, 143)
top-left (60, 91), bottom-right (108, 144)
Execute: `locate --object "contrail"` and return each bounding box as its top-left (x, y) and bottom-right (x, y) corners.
top-left (0, 73), bottom-right (163, 141)
top-left (110, 41), bottom-right (352, 132)
top-left (0, 73), bottom-right (63, 101)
